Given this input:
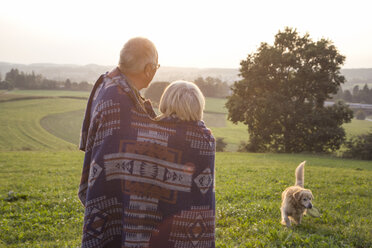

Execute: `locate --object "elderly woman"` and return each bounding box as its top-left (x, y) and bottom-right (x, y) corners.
top-left (151, 81), bottom-right (216, 247)
top-left (79, 74), bottom-right (215, 247)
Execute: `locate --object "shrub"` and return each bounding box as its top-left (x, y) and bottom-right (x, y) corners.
top-left (343, 132), bottom-right (372, 160)
top-left (237, 141), bottom-right (249, 152)
top-left (355, 110), bottom-right (366, 120)
top-left (216, 137), bottom-right (227, 152)
top-left (237, 139), bottom-right (263, 152)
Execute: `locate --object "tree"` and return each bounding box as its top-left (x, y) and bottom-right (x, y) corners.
top-left (343, 90), bottom-right (352, 102)
top-left (77, 81), bottom-right (92, 91)
top-left (194, 77), bottom-right (230, 98)
top-left (352, 85), bottom-right (360, 102)
top-left (144, 81), bottom-right (170, 104)
top-left (5, 68), bottom-right (20, 88)
top-left (331, 86), bottom-right (343, 101)
top-left (226, 27), bottom-right (353, 153)
top-left (64, 79), bottom-right (72, 89)
top-left (359, 84), bottom-right (370, 103)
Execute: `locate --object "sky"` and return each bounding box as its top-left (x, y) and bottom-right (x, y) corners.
top-left (0, 0), bottom-right (372, 69)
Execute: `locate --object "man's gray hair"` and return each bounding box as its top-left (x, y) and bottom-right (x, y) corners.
top-left (118, 37), bottom-right (158, 74)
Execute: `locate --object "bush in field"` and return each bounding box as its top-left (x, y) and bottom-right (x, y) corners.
top-left (237, 140), bottom-right (262, 152)
top-left (216, 137), bottom-right (227, 152)
top-left (343, 132), bottom-right (372, 160)
top-left (355, 110), bottom-right (366, 120)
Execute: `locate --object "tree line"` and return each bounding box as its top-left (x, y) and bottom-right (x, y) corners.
top-left (332, 84), bottom-right (372, 104)
top-left (144, 77), bottom-right (230, 104)
top-left (0, 69), bottom-right (93, 91)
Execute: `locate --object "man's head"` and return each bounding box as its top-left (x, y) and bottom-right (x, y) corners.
top-left (118, 37), bottom-right (159, 90)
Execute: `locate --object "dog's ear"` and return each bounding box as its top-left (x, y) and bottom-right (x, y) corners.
top-left (293, 190), bottom-right (302, 201)
top-left (308, 190), bottom-right (314, 200)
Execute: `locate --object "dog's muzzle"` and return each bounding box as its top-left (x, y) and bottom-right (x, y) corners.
top-left (307, 203), bottom-right (313, 209)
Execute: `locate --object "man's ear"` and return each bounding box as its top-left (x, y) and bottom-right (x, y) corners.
top-left (144, 63), bottom-right (153, 78)
top-left (293, 190), bottom-right (302, 201)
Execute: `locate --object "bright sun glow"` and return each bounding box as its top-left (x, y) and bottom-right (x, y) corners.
top-left (0, 0), bottom-right (372, 68)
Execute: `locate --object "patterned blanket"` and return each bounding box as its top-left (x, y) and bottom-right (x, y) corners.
top-left (78, 69), bottom-right (216, 248)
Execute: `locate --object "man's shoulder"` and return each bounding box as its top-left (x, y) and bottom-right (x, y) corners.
top-left (98, 70), bottom-right (133, 100)
top-left (89, 74), bottom-right (134, 113)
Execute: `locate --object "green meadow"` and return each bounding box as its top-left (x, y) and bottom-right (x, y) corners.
top-left (0, 90), bottom-right (372, 247)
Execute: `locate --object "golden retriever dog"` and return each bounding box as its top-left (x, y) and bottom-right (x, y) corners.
top-left (280, 161), bottom-right (314, 227)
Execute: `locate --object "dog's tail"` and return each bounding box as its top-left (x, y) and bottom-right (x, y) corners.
top-left (295, 161), bottom-right (306, 187)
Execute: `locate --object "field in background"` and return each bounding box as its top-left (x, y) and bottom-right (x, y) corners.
top-left (0, 98), bottom-right (85, 151)
top-left (343, 119), bottom-right (372, 138)
top-left (1, 90), bottom-right (251, 151)
top-left (1, 90), bottom-right (371, 152)
top-left (6, 89), bottom-right (90, 97)
top-left (0, 90), bottom-right (372, 247)
top-left (41, 109), bottom-right (85, 145)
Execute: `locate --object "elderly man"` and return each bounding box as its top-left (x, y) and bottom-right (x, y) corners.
top-left (79, 37), bottom-right (160, 247)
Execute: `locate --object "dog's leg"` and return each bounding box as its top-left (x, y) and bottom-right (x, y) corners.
top-left (281, 208), bottom-right (291, 227)
top-left (297, 214), bottom-right (303, 225)
top-left (292, 214), bottom-right (302, 225)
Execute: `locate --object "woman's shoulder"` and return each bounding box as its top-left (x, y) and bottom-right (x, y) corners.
top-left (159, 117), bottom-right (212, 134)
top-left (196, 121), bottom-right (215, 140)
top-left (177, 118), bottom-right (215, 141)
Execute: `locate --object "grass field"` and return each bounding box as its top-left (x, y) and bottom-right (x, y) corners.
top-left (40, 109), bottom-right (85, 145)
top-left (0, 90), bottom-right (372, 247)
top-left (1, 151), bottom-right (371, 247)
top-left (343, 119), bottom-right (372, 138)
top-left (7, 89), bottom-right (90, 98)
top-left (205, 97), bottom-right (228, 114)
top-left (0, 151), bottom-right (84, 247)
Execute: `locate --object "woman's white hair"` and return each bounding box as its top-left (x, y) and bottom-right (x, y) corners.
top-left (118, 37), bottom-right (158, 73)
top-left (159, 80), bottom-right (205, 121)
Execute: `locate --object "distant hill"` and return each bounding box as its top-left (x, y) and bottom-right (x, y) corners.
top-left (0, 62), bottom-right (241, 84)
top-left (340, 68), bottom-right (372, 89)
top-left (0, 62), bottom-right (112, 84)
top-left (0, 62), bottom-right (371, 88)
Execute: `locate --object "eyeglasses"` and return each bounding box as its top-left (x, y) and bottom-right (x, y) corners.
top-left (152, 63), bottom-right (160, 70)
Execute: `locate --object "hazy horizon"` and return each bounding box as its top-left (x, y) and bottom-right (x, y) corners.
top-left (1, 0), bottom-right (372, 69)
top-left (2, 61), bottom-right (372, 71)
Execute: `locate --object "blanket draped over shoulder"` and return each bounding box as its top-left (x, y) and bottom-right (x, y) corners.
top-left (78, 70), bottom-right (216, 248)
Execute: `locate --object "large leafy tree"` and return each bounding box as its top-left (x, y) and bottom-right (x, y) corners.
top-left (226, 27), bottom-right (353, 153)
